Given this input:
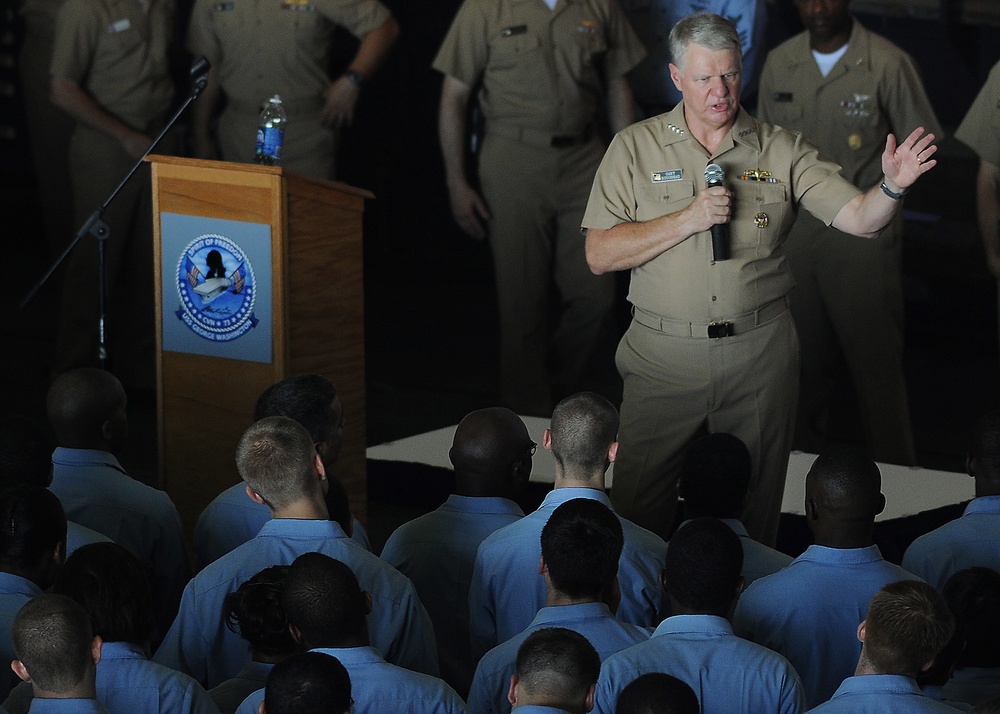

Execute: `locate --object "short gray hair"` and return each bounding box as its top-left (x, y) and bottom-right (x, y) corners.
top-left (669, 12), bottom-right (742, 68)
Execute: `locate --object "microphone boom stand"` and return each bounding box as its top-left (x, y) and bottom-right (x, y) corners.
top-left (20, 57), bottom-right (212, 371)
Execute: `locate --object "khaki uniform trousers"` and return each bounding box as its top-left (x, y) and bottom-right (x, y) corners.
top-left (479, 128), bottom-right (616, 416)
top-left (785, 211), bottom-right (916, 466)
top-left (611, 306), bottom-right (799, 546)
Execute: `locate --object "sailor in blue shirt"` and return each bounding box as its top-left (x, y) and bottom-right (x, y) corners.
top-left (594, 519), bottom-right (805, 714)
top-left (0, 489), bottom-right (67, 702)
top-left (25, 703), bottom-right (106, 714)
top-left (0, 573), bottom-right (42, 700)
top-left (0, 416), bottom-right (113, 561)
top-left (5, 542), bottom-right (218, 714)
top-left (234, 553), bottom-right (466, 714)
top-left (194, 375), bottom-right (373, 571)
top-left (807, 580), bottom-right (958, 713)
top-left (94, 641), bottom-right (217, 714)
top-left (256, 653), bottom-right (351, 714)
top-left (208, 662), bottom-right (272, 714)
top-left (237, 646), bottom-right (465, 714)
top-left (10, 596), bottom-right (109, 714)
top-left (154, 418), bottom-right (436, 687)
top-left (381, 407), bottom-right (531, 697)
top-left (507, 629), bottom-right (601, 714)
top-left (46, 369), bottom-right (189, 636)
top-left (937, 567), bottom-right (1000, 708)
top-left (196, 482), bottom-right (372, 570)
top-left (468, 499), bottom-right (650, 714)
top-left (6, 642), bottom-right (220, 714)
top-left (733, 450), bottom-right (919, 708)
top-left (903, 496), bottom-right (1000, 590)
top-left (903, 411), bottom-right (1000, 590)
top-left (207, 565), bottom-right (299, 714)
top-left (678, 434), bottom-right (793, 586)
top-left (614, 674), bottom-right (699, 714)
top-left (469, 394), bottom-right (666, 660)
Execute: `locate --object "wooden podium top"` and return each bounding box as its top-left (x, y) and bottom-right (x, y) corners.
top-left (146, 154), bottom-right (375, 200)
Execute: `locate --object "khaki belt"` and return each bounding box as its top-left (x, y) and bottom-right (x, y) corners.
top-left (488, 123), bottom-right (592, 149)
top-left (632, 296), bottom-right (788, 339)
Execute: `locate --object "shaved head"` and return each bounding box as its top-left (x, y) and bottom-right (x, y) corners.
top-left (46, 369), bottom-right (127, 449)
top-left (450, 407), bottom-right (533, 495)
top-left (805, 448), bottom-right (884, 524)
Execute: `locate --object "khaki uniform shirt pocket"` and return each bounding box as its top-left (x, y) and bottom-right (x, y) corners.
top-left (636, 179), bottom-right (695, 223)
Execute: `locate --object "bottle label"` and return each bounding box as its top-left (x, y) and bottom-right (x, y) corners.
top-left (255, 126), bottom-right (283, 161)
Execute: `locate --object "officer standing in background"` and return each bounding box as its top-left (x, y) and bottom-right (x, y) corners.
top-left (187, 0), bottom-right (400, 179)
top-left (434, 0), bottom-right (646, 416)
top-left (48, 0), bottom-right (177, 388)
top-left (955, 61), bottom-right (1000, 345)
top-left (756, 0), bottom-right (941, 466)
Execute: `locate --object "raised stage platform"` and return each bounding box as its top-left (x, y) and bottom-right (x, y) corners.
top-left (367, 417), bottom-right (975, 562)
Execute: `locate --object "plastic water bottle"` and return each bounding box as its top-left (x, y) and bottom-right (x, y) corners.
top-left (254, 95), bottom-right (286, 165)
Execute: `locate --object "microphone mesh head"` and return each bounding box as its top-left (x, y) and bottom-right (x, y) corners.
top-left (705, 163), bottom-right (725, 184)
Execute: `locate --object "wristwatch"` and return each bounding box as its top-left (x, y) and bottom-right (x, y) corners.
top-left (343, 69), bottom-right (365, 88)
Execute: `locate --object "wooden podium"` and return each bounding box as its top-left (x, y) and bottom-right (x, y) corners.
top-left (148, 155), bottom-right (371, 541)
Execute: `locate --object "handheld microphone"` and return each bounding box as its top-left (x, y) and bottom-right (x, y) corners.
top-left (705, 163), bottom-right (729, 261)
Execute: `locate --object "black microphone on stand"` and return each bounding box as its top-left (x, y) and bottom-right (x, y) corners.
top-left (19, 55), bottom-right (215, 369)
top-left (705, 163), bottom-right (729, 261)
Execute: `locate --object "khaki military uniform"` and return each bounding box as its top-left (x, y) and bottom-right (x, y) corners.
top-left (433, 0), bottom-right (645, 415)
top-left (187, 0), bottom-right (390, 179)
top-left (957, 60), bottom-right (1000, 167)
top-left (583, 105), bottom-right (860, 545)
top-left (758, 20), bottom-right (941, 466)
top-left (50, 0), bottom-right (176, 385)
top-left (956, 61), bottom-right (1000, 356)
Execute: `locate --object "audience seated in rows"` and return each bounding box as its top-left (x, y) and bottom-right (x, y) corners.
top-left (381, 407), bottom-right (529, 696)
top-left (7, 373), bottom-right (999, 714)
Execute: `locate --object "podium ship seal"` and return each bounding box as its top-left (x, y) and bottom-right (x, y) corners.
top-left (175, 233), bottom-right (258, 342)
